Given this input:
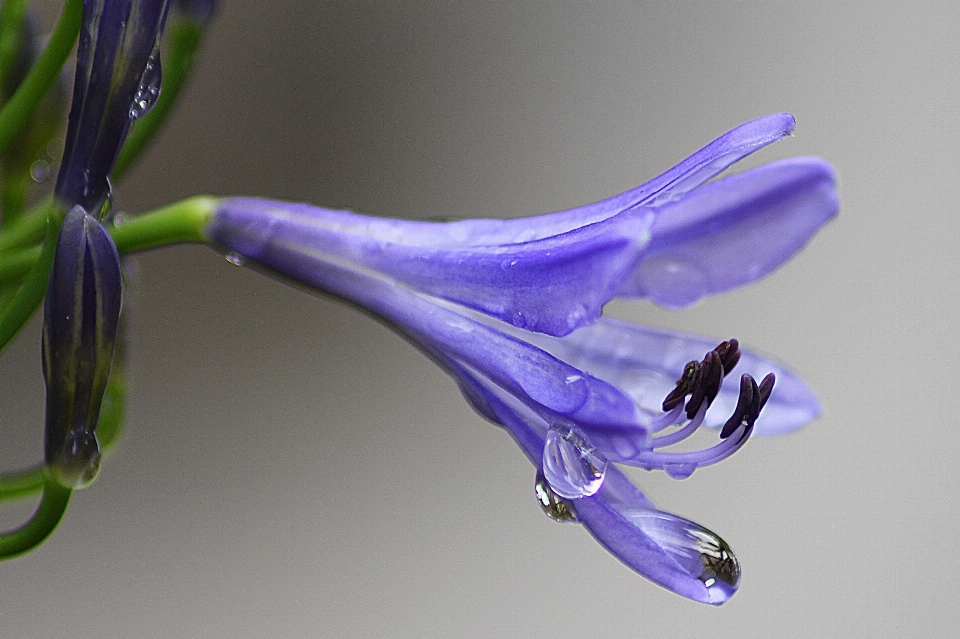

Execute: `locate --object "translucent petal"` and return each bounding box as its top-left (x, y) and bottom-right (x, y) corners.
top-left (620, 157), bottom-right (839, 306)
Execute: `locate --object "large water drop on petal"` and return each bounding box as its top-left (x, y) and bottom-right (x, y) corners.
top-left (542, 426), bottom-right (607, 499)
top-left (613, 506), bottom-right (740, 604)
top-left (635, 253), bottom-right (708, 308)
top-left (534, 469), bottom-right (579, 523)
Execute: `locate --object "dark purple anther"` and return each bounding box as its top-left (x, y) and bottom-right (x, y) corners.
top-left (54, 0), bottom-right (171, 213)
top-left (662, 360), bottom-right (698, 412)
top-left (720, 375), bottom-right (760, 439)
top-left (714, 339), bottom-right (741, 375)
top-left (685, 350), bottom-right (723, 419)
top-left (43, 206), bottom-right (122, 488)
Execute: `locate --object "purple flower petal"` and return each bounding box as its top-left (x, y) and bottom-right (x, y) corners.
top-left (622, 157), bottom-right (839, 307)
top-left (522, 318), bottom-right (820, 436)
top-left (456, 366), bottom-right (736, 604)
top-left (212, 199), bottom-right (654, 337)
top-left (528, 112), bottom-right (798, 231)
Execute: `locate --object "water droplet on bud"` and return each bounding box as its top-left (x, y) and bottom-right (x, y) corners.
top-left (542, 426), bottom-right (607, 499)
top-left (225, 252), bottom-right (245, 266)
top-left (129, 50), bottom-right (162, 120)
top-left (47, 430), bottom-right (102, 489)
top-left (535, 470), bottom-right (579, 523)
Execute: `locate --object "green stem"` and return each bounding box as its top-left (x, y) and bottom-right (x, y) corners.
top-left (0, 0), bottom-right (30, 102)
top-left (0, 197), bottom-right (216, 346)
top-left (0, 0), bottom-right (80, 157)
top-left (113, 17), bottom-right (204, 179)
top-left (0, 241), bottom-right (38, 286)
top-left (0, 207), bottom-right (60, 353)
top-left (0, 465), bottom-right (42, 501)
top-left (0, 195), bottom-right (50, 251)
top-left (0, 474), bottom-right (71, 559)
top-left (110, 196), bottom-right (217, 253)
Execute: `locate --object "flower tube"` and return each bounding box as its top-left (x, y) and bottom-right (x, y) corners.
top-left (204, 114), bottom-right (837, 603)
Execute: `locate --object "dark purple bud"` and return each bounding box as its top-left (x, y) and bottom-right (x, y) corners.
top-left (43, 206), bottom-right (123, 488)
top-left (55, 0), bottom-right (171, 213)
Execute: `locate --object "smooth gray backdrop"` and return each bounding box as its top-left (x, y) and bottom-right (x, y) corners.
top-left (2, 2), bottom-right (955, 638)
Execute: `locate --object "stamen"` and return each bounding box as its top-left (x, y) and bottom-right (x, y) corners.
top-left (720, 374), bottom-right (759, 439)
top-left (662, 360), bottom-right (699, 412)
top-left (649, 403), bottom-right (686, 434)
top-left (713, 339), bottom-right (741, 376)
top-left (686, 350), bottom-right (723, 419)
top-left (660, 339), bottom-right (743, 417)
top-left (652, 402), bottom-right (707, 448)
top-left (636, 339), bottom-right (775, 477)
top-left (630, 420), bottom-right (755, 470)
top-left (757, 372), bottom-right (775, 410)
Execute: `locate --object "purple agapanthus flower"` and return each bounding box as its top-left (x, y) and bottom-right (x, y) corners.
top-left (55, 0), bottom-right (171, 213)
top-left (204, 113), bottom-right (837, 604)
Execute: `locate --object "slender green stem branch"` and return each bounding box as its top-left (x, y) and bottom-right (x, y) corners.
top-left (0, 196), bottom-right (51, 250)
top-left (0, 197), bottom-right (216, 347)
top-left (0, 475), bottom-right (71, 559)
top-left (114, 18), bottom-right (204, 179)
top-left (0, 242), bottom-right (39, 285)
top-left (110, 196), bottom-right (217, 253)
top-left (0, 0), bottom-right (80, 157)
top-left (0, 465), bottom-right (42, 501)
top-left (0, 0), bottom-right (30, 100)
top-left (0, 208), bottom-right (60, 353)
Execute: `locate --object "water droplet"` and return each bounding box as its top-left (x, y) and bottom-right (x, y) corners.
top-left (129, 50), bottom-right (162, 120)
top-left (664, 462), bottom-right (697, 479)
top-left (225, 252), bottom-right (245, 266)
top-left (112, 213), bottom-right (127, 228)
top-left (535, 470), bottom-right (579, 523)
top-left (542, 426), bottom-right (607, 499)
top-left (635, 253), bottom-right (708, 308)
top-left (612, 507), bottom-right (740, 604)
top-left (30, 159), bottom-right (51, 182)
top-left (47, 430), bottom-right (102, 489)
top-left (499, 258), bottom-right (519, 270)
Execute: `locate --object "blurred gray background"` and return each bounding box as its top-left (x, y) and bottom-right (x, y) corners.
top-left (1, 1), bottom-right (956, 637)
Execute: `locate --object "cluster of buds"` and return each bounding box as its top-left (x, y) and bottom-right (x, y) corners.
top-left (42, 0), bottom-right (213, 486)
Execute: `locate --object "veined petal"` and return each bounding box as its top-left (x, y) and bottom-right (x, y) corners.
top-left (209, 218), bottom-right (645, 436)
top-left (212, 199), bottom-right (654, 336)
top-left (522, 113), bottom-right (798, 232)
top-left (522, 318), bottom-right (820, 436)
top-left (621, 157), bottom-right (839, 307)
